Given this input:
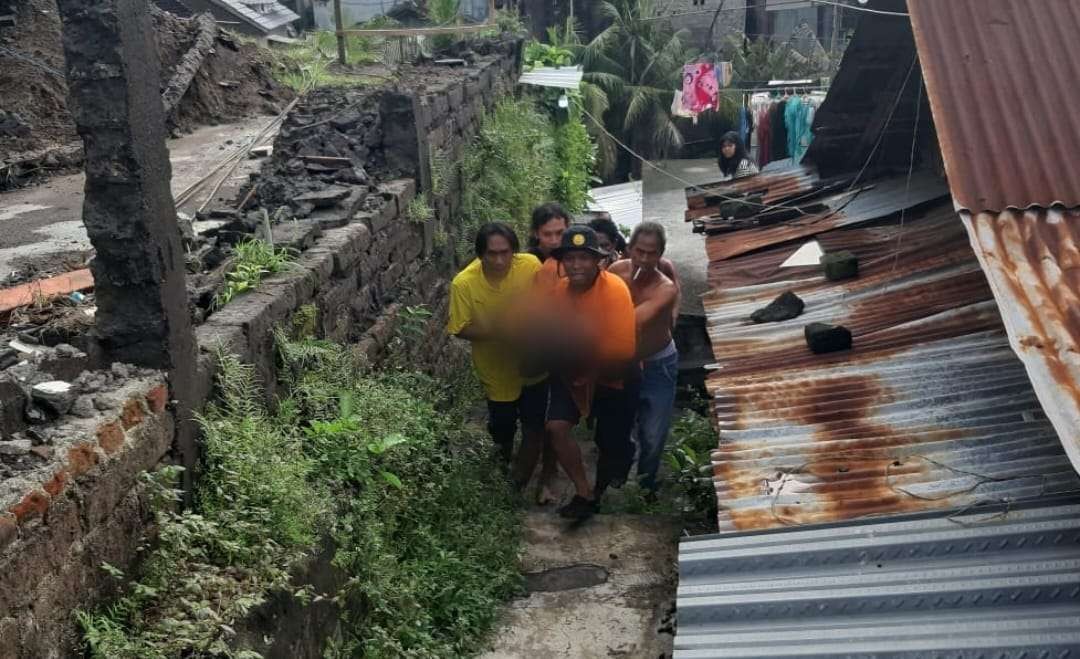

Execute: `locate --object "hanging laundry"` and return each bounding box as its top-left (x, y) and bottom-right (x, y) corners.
top-left (770, 99), bottom-right (789, 163)
top-left (671, 90), bottom-right (694, 118)
top-left (715, 61), bottom-right (734, 88)
top-left (738, 106), bottom-right (754, 155)
top-left (682, 63), bottom-right (718, 114)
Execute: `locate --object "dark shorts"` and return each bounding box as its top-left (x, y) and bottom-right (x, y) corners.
top-left (486, 379), bottom-right (549, 446)
top-left (546, 376), bottom-right (581, 425)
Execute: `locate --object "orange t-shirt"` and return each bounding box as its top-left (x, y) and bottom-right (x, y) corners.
top-left (551, 270), bottom-right (636, 367)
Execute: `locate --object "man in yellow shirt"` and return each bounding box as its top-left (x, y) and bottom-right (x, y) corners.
top-left (447, 223), bottom-right (543, 465)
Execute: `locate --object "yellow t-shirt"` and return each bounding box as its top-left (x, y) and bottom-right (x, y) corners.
top-left (447, 253), bottom-right (542, 401)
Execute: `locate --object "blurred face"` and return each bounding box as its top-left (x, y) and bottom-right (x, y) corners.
top-left (629, 232), bottom-right (663, 274)
top-left (534, 217), bottom-right (568, 256)
top-left (721, 141), bottom-right (737, 159)
top-left (595, 232), bottom-right (615, 254)
top-left (480, 233), bottom-right (514, 279)
top-left (562, 250), bottom-right (601, 289)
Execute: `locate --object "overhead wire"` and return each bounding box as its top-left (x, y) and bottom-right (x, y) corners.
top-left (639, 0), bottom-right (908, 22)
top-left (890, 56), bottom-right (923, 277)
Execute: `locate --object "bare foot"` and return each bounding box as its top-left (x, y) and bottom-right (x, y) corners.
top-left (536, 482), bottom-right (558, 506)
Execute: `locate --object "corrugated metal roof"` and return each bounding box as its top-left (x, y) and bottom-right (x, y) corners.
top-left (698, 172), bottom-right (1080, 533)
top-left (961, 207), bottom-right (1080, 476)
top-left (908, 0), bottom-right (1080, 212)
top-left (585, 180), bottom-right (642, 230)
top-left (212, 0), bottom-right (298, 33)
top-left (675, 497), bottom-right (1080, 658)
top-left (517, 66), bottom-right (583, 89)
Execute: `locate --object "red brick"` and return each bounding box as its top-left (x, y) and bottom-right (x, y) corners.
top-left (120, 398), bottom-right (144, 429)
top-left (10, 490), bottom-right (49, 523)
top-left (96, 420), bottom-right (125, 454)
top-left (145, 384), bottom-right (168, 414)
top-left (42, 471), bottom-right (67, 497)
top-left (0, 513), bottom-right (15, 550)
top-left (66, 442), bottom-right (100, 477)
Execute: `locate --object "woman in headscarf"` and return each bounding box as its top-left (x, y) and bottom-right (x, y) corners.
top-left (717, 130), bottom-right (759, 180)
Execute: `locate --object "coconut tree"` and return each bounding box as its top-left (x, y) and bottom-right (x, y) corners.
top-left (580, 0), bottom-right (694, 178)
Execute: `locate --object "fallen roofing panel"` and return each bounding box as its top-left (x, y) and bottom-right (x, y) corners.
top-left (675, 497), bottom-right (1080, 658)
top-left (699, 177), bottom-right (1080, 532)
top-left (962, 207), bottom-right (1080, 475)
top-left (517, 65), bottom-right (583, 89)
top-left (585, 180), bottom-right (642, 230)
top-left (908, 0), bottom-right (1080, 211)
top-left (213, 0), bottom-right (298, 33)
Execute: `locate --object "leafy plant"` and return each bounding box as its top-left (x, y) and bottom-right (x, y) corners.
top-left (213, 238), bottom-right (293, 309)
top-left (427, 0), bottom-right (461, 51)
top-left (460, 98), bottom-right (557, 247)
top-left (664, 409), bottom-right (719, 522)
top-left (524, 40), bottom-right (575, 69)
top-left (581, 0), bottom-right (696, 177)
top-left (552, 106), bottom-right (597, 213)
top-left (406, 192), bottom-right (434, 224)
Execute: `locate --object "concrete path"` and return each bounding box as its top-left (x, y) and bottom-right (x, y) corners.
top-left (483, 440), bottom-right (680, 658)
top-left (0, 116), bottom-right (275, 275)
top-left (643, 158), bottom-right (724, 317)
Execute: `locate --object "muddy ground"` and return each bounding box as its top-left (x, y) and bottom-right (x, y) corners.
top-left (0, 0), bottom-right (291, 182)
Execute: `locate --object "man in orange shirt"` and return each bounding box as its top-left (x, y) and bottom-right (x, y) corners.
top-left (519, 226), bottom-right (636, 520)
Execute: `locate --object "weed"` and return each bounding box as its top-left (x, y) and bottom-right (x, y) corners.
top-left (664, 409), bottom-right (719, 523)
top-left (406, 193), bottom-right (434, 224)
top-left (213, 238), bottom-right (293, 310)
top-left (80, 329), bottom-right (520, 658)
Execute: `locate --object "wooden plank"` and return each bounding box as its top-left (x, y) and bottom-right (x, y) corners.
top-left (337, 22), bottom-right (493, 37)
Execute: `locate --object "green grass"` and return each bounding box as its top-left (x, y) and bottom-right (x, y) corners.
top-left (213, 238), bottom-right (293, 310)
top-left (272, 31), bottom-right (383, 91)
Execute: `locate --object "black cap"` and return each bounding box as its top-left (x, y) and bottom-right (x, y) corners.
top-left (552, 225), bottom-right (606, 260)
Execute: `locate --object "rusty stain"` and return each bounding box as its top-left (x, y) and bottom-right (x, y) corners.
top-left (698, 183), bottom-right (1080, 532)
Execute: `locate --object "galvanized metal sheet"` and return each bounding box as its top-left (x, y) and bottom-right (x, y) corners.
top-left (517, 66), bottom-right (583, 90)
top-left (961, 207), bottom-right (1080, 478)
top-left (908, 0), bottom-right (1080, 211)
top-left (586, 180), bottom-right (642, 230)
top-left (214, 0), bottom-right (298, 32)
top-left (675, 498), bottom-right (1080, 658)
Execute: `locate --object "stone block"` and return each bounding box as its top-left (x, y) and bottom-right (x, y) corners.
top-left (263, 264), bottom-right (319, 303)
top-left (804, 322), bottom-right (853, 354)
top-left (447, 82), bottom-right (464, 110)
top-left (119, 399), bottom-right (144, 430)
top-left (321, 223), bottom-right (373, 277)
top-left (272, 220), bottom-right (322, 252)
top-left (97, 420), bottom-right (125, 453)
top-left (750, 291), bottom-right (805, 323)
top-left (380, 262), bottom-right (404, 294)
top-left (379, 179), bottom-right (417, 216)
top-left (821, 250), bottom-right (859, 281)
top-left (196, 321), bottom-right (249, 359)
top-left (296, 247), bottom-right (336, 287)
top-left (293, 187), bottom-right (350, 209)
top-left (145, 384), bottom-right (168, 414)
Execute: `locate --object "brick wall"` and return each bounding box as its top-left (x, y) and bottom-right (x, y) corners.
top-left (0, 42), bottom-right (523, 658)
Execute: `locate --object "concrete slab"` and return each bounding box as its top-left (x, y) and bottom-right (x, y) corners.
top-left (483, 513), bottom-right (678, 659)
top-left (642, 158), bottom-right (725, 317)
top-left (0, 117), bottom-right (275, 275)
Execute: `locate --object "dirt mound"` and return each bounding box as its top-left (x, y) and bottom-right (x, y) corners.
top-left (0, 0), bottom-right (292, 185)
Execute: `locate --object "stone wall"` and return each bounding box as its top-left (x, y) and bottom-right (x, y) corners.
top-left (0, 41), bottom-right (523, 658)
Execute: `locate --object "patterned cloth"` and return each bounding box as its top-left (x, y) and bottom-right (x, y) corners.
top-left (682, 63), bottom-right (719, 114)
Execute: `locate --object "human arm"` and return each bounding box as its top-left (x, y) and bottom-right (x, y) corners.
top-left (634, 281), bottom-right (678, 330)
top-left (658, 258), bottom-right (681, 325)
top-left (447, 278), bottom-right (492, 342)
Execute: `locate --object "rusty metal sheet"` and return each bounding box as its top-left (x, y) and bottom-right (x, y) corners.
top-left (700, 190), bottom-right (1080, 532)
top-left (703, 170), bottom-right (948, 262)
top-left (908, 0), bottom-right (1080, 212)
top-left (961, 207), bottom-right (1080, 475)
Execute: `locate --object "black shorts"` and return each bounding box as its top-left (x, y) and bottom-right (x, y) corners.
top-left (546, 376), bottom-right (581, 425)
top-left (486, 379), bottom-right (549, 445)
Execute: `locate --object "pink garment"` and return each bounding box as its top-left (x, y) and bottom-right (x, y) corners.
top-left (682, 63), bottom-right (718, 114)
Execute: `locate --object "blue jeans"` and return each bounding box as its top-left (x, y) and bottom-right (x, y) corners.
top-left (637, 346), bottom-right (679, 491)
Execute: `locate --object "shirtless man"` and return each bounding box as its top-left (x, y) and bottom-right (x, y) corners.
top-left (591, 217), bottom-right (681, 326)
top-left (609, 222), bottom-right (679, 493)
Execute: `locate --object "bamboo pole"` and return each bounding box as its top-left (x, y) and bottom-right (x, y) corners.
top-left (333, 0), bottom-right (346, 66)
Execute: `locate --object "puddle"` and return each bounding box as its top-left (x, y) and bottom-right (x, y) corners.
top-left (523, 564), bottom-right (609, 592)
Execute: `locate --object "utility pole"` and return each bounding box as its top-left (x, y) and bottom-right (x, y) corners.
top-left (333, 0), bottom-right (347, 66)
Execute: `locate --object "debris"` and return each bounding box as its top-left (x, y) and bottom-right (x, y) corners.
top-left (0, 349), bottom-right (18, 370)
top-left (30, 380), bottom-right (75, 415)
top-left (0, 268), bottom-right (94, 314)
top-left (293, 186), bottom-right (350, 209)
top-left (70, 395), bottom-right (96, 419)
top-left (298, 155), bottom-right (352, 169)
top-left (68, 291), bottom-right (86, 304)
top-left (8, 340), bottom-right (41, 356)
top-left (804, 322), bottom-right (853, 354)
top-left (0, 440), bottom-right (32, 458)
top-left (250, 145), bottom-right (273, 158)
top-left (53, 343), bottom-right (83, 358)
top-left (821, 250), bottom-right (859, 281)
top-left (434, 58), bottom-right (467, 67)
top-left (751, 291), bottom-right (805, 323)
